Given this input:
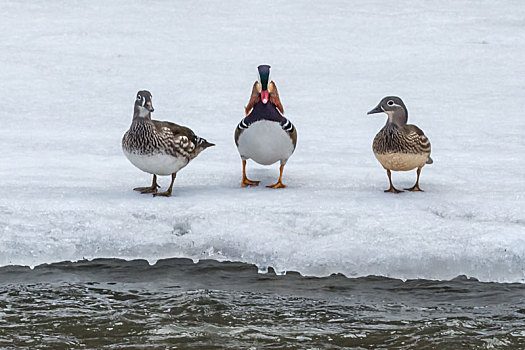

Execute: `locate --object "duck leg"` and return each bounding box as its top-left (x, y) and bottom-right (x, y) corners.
top-left (241, 160), bottom-right (260, 187)
top-left (405, 167), bottom-right (424, 192)
top-left (134, 174), bottom-right (160, 194)
top-left (267, 164), bottom-right (287, 189)
top-left (153, 173), bottom-right (176, 197)
top-left (384, 169), bottom-right (403, 193)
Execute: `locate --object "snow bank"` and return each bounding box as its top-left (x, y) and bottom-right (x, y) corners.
top-left (1, 0), bottom-right (524, 282)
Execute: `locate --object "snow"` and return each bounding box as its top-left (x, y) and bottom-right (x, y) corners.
top-left (1, 0), bottom-right (524, 282)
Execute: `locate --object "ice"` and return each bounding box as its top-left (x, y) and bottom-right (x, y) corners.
top-left (1, 1), bottom-right (524, 282)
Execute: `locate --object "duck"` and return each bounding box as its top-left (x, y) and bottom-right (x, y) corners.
top-left (122, 90), bottom-right (214, 197)
top-left (367, 96), bottom-right (433, 193)
top-left (234, 65), bottom-right (297, 188)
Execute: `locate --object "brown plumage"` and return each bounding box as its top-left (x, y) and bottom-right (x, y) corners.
top-left (244, 81), bottom-right (261, 116)
top-left (268, 81), bottom-right (284, 115)
top-left (245, 81), bottom-right (284, 116)
top-left (122, 90), bottom-right (214, 197)
top-left (235, 69), bottom-right (296, 189)
top-left (368, 96), bottom-right (432, 193)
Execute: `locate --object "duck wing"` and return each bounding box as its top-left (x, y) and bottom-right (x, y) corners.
top-left (404, 124), bottom-right (431, 156)
top-left (244, 81), bottom-right (261, 116)
top-left (268, 81), bottom-right (284, 115)
top-left (153, 120), bottom-right (198, 158)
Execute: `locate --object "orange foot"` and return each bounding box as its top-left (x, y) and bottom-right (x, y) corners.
top-left (241, 179), bottom-right (260, 187)
top-left (266, 182), bottom-right (287, 189)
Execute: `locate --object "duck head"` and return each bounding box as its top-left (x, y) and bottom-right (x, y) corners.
top-left (134, 90), bottom-right (154, 119)
top-left (367, 96), bottom-right (408, 126)
top-left (257, 65), bottom-right (271, 104)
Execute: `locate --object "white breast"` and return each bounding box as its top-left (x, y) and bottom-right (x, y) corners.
top-left (237, 120), bottom-right (295, 166)
top-left (123, 150), bottom-right (188, 176)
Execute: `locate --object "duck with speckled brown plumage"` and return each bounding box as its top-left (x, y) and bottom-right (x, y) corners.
top-left (368, 96), bottom-right (433, 193)
top-left (122, 90), bottom-right (214, 197)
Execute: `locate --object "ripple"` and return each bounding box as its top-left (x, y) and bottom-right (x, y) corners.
top-left (0, 259), bottom-right (524, 348)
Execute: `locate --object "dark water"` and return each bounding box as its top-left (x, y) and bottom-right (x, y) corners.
top-left (0, 258), bottom-right (524, 349)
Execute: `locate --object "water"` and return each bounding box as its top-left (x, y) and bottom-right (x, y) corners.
top-left (1, 258), bottom-right (524, 349)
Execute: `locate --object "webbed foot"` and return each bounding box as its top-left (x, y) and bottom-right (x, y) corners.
top-left (133, 184), bottom-right (160, 194)
top-left (241, 178), bottom-right (260, 187)
top-left (404, 185), bottom-right (424, 192)
top-left (266, 182), bottom-right (287, 189)
top-left (384, 187), bottom-right (404, 193)
top-left (153, 190), bottom-right (172, 197)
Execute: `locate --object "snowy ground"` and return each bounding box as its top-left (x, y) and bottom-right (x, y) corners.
top-left (1, 1), bottom-right (524, 282)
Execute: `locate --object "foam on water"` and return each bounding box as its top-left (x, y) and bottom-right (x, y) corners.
top-left (0, 1), bottom-right (524, 282)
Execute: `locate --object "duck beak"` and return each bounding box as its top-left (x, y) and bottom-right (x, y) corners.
top-left (146, 102), bottom-right (154, 112)
top-left (367, 105), bottom-right (383, 115)
top-left (261, 90), bottom-right (269, 104)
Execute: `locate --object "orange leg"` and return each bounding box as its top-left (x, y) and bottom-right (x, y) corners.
top-left (241, 160), bottom-right (260, 187)
top-left (134, 174), bottom-right (160, 194)
top-left (384, 169), bottom-right (403, 193)
top-left (267, 164), bottom-right (287, 189)
top-left (405, 167), bottom-right (424, 192)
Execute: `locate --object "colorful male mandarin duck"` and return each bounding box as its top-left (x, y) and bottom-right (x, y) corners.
top-left (122, 90), bottom-right (214, 197)
top-left (234, 65), bottom-right (297, 188)
top-left (368, 96), bottom-right (433, 193)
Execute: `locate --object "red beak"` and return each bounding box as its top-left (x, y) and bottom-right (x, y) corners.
top-left (261, 90), bottom-right (269, 104)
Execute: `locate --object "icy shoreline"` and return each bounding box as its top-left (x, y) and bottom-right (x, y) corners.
top-left (1, 1), bottom-right (524, 282)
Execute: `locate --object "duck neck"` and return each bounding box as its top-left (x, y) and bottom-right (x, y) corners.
top-left (130, 110), bottom-right (156, 137)
top-left (133, 105), bottom-right (152, 122)
top-left (386, 109), bottom-right (407, 128)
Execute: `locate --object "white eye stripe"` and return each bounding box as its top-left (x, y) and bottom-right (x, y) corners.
top-left (387, 100), bottom-right (403, 108)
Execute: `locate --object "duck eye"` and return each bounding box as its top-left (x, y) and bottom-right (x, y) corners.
top-left (387, 100), bottom-right (394, 106)
top-left (137, 96), bottom-right (141, 100)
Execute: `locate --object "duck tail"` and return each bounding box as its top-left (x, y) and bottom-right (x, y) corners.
top-left (426, 156), bottom-right (433, 165)
top-left (198, 137), bottom-right (215, 149)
